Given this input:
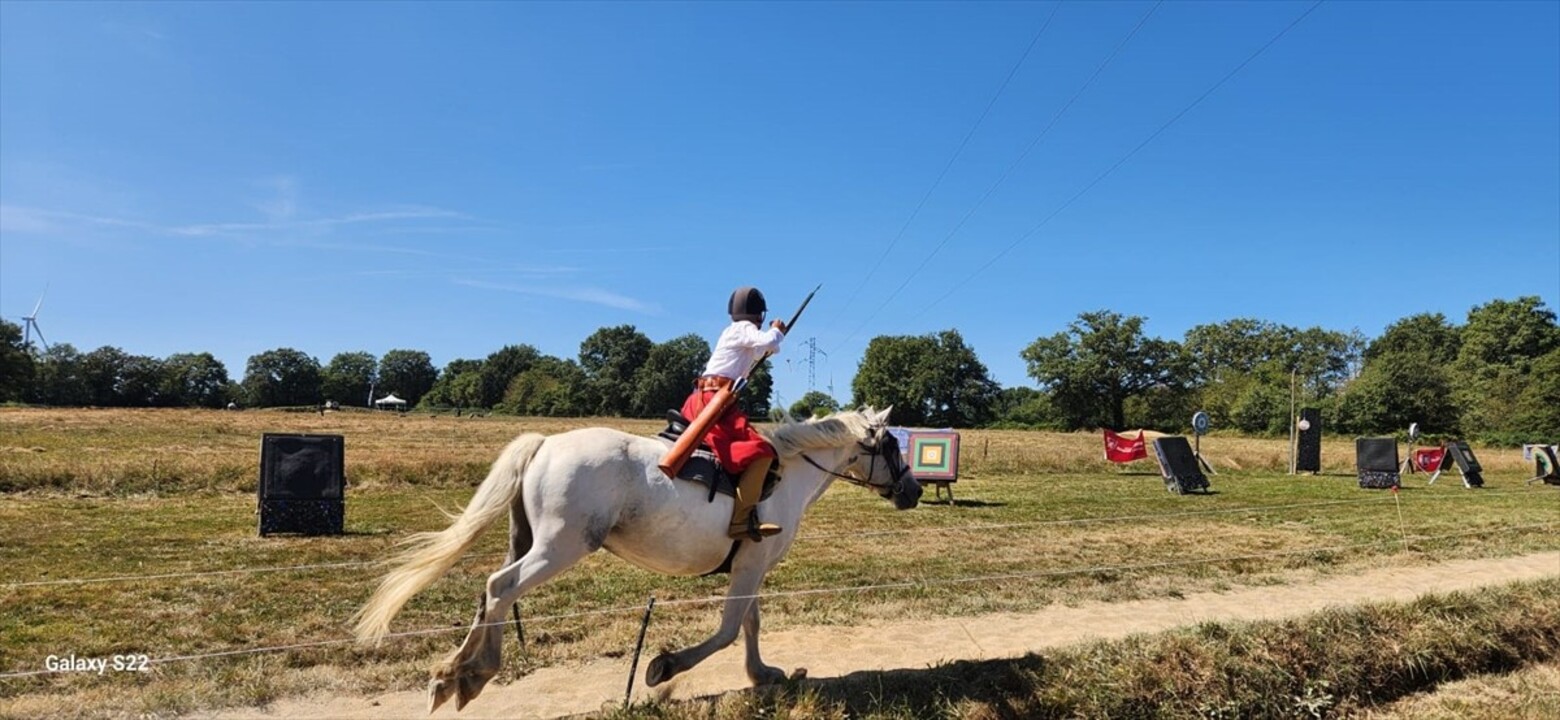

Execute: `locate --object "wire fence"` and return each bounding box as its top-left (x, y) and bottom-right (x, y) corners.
top-left (1, 520), bottom-right (1553, 680)
top-left (2, 489), bottom-right (1539, 590)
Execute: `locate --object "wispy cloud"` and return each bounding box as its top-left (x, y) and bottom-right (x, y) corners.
top-left (169, 206), bottom-right (470, 237)
top-left (349, 264), bottom-right (580, 278)
top-left (100, 20), bottom-right (168, 43)
top-left (455, 278), bottom-right (660, 314)
top-left (252, 176), bottom-right (298, 222)
top-left (0, 205), bottom-right (64, 234)
top-left (0, 205), bottom-right (163, 234)
top-left (1, 203), bottom-right (473, 242)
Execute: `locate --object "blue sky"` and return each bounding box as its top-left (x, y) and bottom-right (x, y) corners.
top-left (2, 1), bottom-right (1556, 409)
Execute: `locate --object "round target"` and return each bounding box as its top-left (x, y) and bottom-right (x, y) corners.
top-left (1192, 411), bottom-right (1210, 435)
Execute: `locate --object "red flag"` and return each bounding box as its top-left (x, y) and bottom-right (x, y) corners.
top-left (1413, 446), bottom-right (1447, 472)
top-left (1103, 429), bottom-right (1148, 463)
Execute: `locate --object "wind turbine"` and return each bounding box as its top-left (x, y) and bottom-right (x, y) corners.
top-left (21, 287), bottom-right (49, 352)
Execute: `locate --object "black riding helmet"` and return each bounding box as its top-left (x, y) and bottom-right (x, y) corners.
top-left (728, 286), bottom-right (767, 324)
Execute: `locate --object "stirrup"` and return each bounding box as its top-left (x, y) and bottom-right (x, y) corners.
top-left (728, 514), bottom-right (782, 542)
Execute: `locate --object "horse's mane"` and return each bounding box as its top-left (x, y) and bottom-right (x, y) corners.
top-left (764, 407), bottom-right (878, 457)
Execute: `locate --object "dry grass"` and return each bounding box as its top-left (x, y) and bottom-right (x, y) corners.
top-left (0, 408), bottom-right (1537, 495)
top-left (0, 408), bottom-right (1556, 718)
top-left (1359, 661), bottom-right (1560, 720)
top-left (604, 578), bottom-right (1560, 720)
top-left (0, 407), bottom-right (664, 494)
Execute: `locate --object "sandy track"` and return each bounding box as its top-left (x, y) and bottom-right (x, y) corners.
top-left (204, 551), bottom-right (1560, 720)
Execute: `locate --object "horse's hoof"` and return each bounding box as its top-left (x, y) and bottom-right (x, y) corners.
top-left (750, 664), bottom-right (786, 686)
top-left (428, 677), bottom-right (456, 714)
top-left (645, 653), bottom-right (679, 687)
top-left (456, 672), bottom-right (491, 711)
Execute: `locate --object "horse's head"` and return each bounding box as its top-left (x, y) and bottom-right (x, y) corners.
top-left (849, 407), bottom-right (922, 510)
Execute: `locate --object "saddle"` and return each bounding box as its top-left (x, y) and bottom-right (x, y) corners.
top-left (655, 411), bottom-right (780, 503)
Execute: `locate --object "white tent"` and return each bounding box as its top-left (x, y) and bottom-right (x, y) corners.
top-left (374, 393), bottom-right (408, 410)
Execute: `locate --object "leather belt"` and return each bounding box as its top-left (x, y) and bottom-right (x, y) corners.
top-left (696, 375), bottom-right (734, 392)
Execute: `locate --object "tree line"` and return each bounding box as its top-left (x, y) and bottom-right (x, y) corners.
top-left (0, 297), bottom-right (1554, 442)
top-left (0, 324), bottom-right (775, 420)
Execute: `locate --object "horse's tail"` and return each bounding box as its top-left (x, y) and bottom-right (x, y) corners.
top-left (353, 433), bottom-right (546, 643)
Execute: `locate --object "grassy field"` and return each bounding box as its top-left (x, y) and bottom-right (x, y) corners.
top-left (0, 408), bottom-right (1556, 718)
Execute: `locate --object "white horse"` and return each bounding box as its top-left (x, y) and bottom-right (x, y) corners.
top-left (354, 406), bottom-right (921, 713)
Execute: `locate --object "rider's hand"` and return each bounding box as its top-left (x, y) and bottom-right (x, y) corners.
top-left (772, 320), bottom-right (787, 334)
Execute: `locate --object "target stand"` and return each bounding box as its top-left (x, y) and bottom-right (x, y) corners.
top-left (890, 428), bottom-right (960, 505)
top-left (1191, 411), bottom-right (1216, 475)
top-left (258, 433), bottom-right (345, 536)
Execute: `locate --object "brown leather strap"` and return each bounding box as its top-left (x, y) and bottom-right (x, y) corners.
top-left (697, 375), bottom-right (734, 392)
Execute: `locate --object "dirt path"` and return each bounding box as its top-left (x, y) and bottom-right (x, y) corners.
top-left (206, 552), bottom-right (1560, 720)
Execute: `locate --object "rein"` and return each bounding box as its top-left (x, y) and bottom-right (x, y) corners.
top-left (797, 431), bottom-right (911, 498)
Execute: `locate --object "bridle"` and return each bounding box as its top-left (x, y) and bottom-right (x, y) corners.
top-left (799, 428), bottom-right (913, 499)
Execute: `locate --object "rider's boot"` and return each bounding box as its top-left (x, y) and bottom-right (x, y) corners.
top-left (728, 457), bottom-right (781, 541)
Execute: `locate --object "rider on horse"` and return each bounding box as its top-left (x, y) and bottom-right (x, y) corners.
top-left (681, 286), bottom-right (787, 542)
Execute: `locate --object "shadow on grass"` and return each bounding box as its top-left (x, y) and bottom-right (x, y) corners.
top-left (783, 654), bottom-right (1052, 720)
top-left (256, 527), bottom-right (392, 539)
top-left (939, 499), bottom-right (1008, 508)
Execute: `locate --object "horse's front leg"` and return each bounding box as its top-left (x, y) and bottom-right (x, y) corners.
top-left (741, 598), bottom-right (786, 686)
top-left (645, 561), bottom-right (766, 687)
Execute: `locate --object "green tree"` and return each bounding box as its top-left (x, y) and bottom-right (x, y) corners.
top-left (1506, 348), bottom-right (1560, 440)
top-left (0, 320), bottom-right (34, 403)
top-left (1366, 313), bottom-right (1461, 364)
top-left (632, 334), bottom-right (710, 418)
top-left (28, 343), bottom-right (87, 406)
top-left (321, 352), bottom-right (377, 407)
top-left (377, 349), bottom-right (438, 406)
top-left (1456, 296), bottom-right (1560, 372)
top-left (242, 348), bottom-right (323, 407)
top-left (159, 353), bottom-right (231, 408)
top-left (735, 358), bottom-right (775, 419)
top-left (502, 356), bottom-right (588, 416)
top-left (117, 354), bottom-right (166, 407)
top-left (1452, 297), bottom-right (1560, 439)
top-left (1228, 376), bottom-right (1291, 435)
top-left (80, 346), bottom-right (132, 406)
top-left (1022, 311), bottom-right (1188, 430)
top-left (853, 329), bottom-right (999, 427)
top-left (992, 386), bottom-right (1055, 428)
top-left (1124, 383), bottom-right (1199, 433)
top-left (422, 358), bottom-right (481, 408)
top-left (1287, 326), bottom-right (1367, 397)
top-left (479, 345), bottom-right (542, 408)
top-left (1333, 352), bottom-right (1460, 435)
top-left (1184, 318), bottom-right (1292, 384)
top-left (788, 390), bottom-right (841, 419)
top-left (579, 325), bottom-right (653, 416)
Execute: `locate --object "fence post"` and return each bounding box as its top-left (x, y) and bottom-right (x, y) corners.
top-left (624, 595), bottom-right (656, 708)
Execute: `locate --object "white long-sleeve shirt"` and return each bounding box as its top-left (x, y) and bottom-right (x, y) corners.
top-left (702, 321), bottom-right (783, 380)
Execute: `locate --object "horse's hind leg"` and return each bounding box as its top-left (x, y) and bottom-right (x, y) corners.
top-left (428, 523), bottom-right (592, 713)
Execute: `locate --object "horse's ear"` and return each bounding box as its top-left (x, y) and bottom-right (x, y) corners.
top-left (875, 406), bottom-right (893, 425)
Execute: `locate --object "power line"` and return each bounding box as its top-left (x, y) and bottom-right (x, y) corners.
top-left (835, 0), bottom-right (1165, 353)
top-left (829, 1), bottom-right (1066, 329)
top-left (914, 0), bottom-right (1326, 319)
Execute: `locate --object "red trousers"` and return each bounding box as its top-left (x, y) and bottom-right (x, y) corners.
top-left (680, 388), bottom-right (775, 473)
